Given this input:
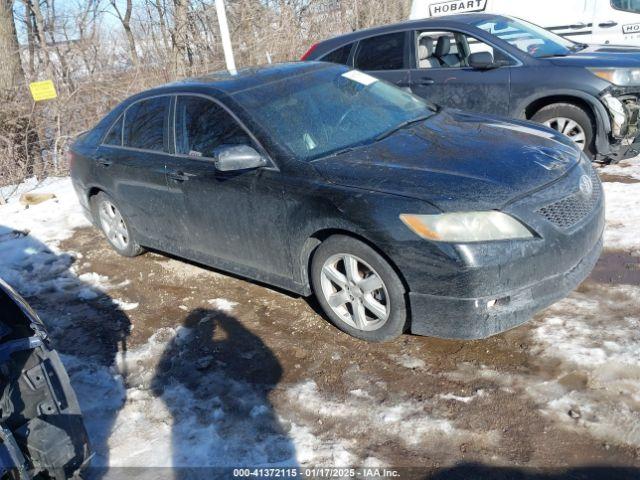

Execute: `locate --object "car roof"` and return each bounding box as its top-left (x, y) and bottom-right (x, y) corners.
top-left (138, 61), bottom-right (336, 98)
top-left (314, 13), bottom-right (508, 46)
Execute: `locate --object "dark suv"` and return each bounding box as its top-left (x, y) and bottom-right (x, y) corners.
top-left (302, 13), bottom-right (640, 162)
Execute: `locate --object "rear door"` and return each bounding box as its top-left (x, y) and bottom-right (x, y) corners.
top-left (93, 96), bottom-right (175, 246)
top-left (593, 0), bottom-right (640, 45)
top-left (164, 94), bottom-right (292, 278)
top-left (408, 29), bottom-right (513, 115)
top-left (352, 31), bottom-right (412, 89)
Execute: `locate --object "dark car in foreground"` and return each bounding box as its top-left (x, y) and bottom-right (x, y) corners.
top-left (302, 13), bottom-right (640, 162)
top-left (70, 62), bottom-right (603, 342)
top-left (0, 279), bottom-right (90, 479)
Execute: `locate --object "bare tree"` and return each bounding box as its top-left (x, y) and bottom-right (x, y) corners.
top-left (110, 0), bottom-right (139, 65)
top-left (0, 0), bottom-right (24, 95)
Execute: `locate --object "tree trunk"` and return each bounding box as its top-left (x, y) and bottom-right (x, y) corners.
top-left (0, 0), bottom-right (25, 97)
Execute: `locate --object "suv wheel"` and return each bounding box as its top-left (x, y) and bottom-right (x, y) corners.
top-left (311, 235), bottom-right (407, 342)
top-left (531, 103), bottom-right (595, 157)
top-left (91, 192), bottom-right (144, 257)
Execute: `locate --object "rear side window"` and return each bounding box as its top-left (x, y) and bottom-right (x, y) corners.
top-left (175, 96), bottom-right (252, 158)
top-left (103, 114), bottom-right (123, 146)
top-left (321, 43), bottom-right (353, 65)
top-left (354, 32), bottom-right (406, 71)
top-left (123, 96), bottom-right (170, 152)
top-left (612, 0), bottom-right (640, 13)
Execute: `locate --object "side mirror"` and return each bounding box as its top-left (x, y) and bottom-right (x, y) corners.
top-left (214, 145), bottom-right (267, 172)
top-left (468, 51), bottom-right (496, 70)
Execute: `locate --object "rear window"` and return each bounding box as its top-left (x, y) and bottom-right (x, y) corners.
top-left (354, 32), bottom-right (406, 71)
top-left (123, 96), bottom-right (170, 152)
top-left (321, 44), bottom-right (353, 65)
top-left (103, 114), bottom-right (123, 146)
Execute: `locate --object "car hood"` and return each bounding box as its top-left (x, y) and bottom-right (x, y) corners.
top-left (547, 44), bottom-right (640, 68)
top-left (311, 110), bottom-right (581, 211)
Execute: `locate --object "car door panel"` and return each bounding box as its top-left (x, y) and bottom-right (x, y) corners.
top-left (166, 95), bottom-right (292, 279)
top-left (93, 146), bottom-right (171, 245)
top-left (410, 67), bottom-right (511, 115)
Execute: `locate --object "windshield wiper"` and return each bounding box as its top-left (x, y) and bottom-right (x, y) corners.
top-left (374, 114), bottom-right (432, 142)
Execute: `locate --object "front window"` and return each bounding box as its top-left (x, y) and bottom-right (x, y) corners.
top-left (472, 16), bottom-right (579, 58)
top-left (231, 67), bottom-right (435, 161)
top-left (612, 0), bottom-right (640, 14)
top-left (175, 96), bottom-right (252, 158)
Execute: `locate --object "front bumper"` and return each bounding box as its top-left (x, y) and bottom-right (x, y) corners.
top-left (383, 159), bottom-right (605, 340)
top-left (598, 90), bottom-right (640, 161)
top-left (408, 235), bottom-right (602, 339)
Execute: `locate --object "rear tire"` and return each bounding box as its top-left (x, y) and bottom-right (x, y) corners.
top-left (310, 235), bottom-right (407, 342)
top-left (531, 103), bottom-right (595, 158)
top-left (91, 192), bottom-right (144, 257)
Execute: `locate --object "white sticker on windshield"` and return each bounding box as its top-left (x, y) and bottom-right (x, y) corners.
top-left (342, 70), bottom-right (378, 86)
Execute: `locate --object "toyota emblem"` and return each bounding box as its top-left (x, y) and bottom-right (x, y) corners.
top-left (579, 175), bottom-right (593, 197)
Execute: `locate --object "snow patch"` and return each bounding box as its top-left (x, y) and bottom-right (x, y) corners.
top-left (528, 285), bottom-right (640, 447)
top-left (391, 354), bottom-right (426, 370)
top-left (286, 380), bottom-right (500, 449)
top-left (208, 298), bottom-right (238, 312)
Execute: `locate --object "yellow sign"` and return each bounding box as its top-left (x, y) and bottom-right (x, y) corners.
top-left (29, 80), bottom-right (57, 101)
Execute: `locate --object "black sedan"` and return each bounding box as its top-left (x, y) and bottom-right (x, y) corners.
top-left (302, 13), bottom-right (640, 162)
top-left (70, 62), bottom-right (604, 342)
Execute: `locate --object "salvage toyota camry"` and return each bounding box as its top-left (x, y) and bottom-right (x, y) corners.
top-left (70, 62), bottom-right (604, 342)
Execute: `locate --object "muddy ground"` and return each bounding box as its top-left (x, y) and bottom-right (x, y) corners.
top-left (25, 171), bottom-right (634, 478)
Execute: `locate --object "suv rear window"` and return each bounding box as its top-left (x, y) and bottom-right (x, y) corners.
top-left (123, 96), bottom-right (170, 152)
top-left (354, 32), bottom-right (406, 71)
top-left (321, 44), bottom-right (353, 65)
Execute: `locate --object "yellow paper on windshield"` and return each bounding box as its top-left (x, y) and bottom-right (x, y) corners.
top-left (342, 70), bottom-right (378, 86)
top-left (29, 80), bottom-right (57, 101)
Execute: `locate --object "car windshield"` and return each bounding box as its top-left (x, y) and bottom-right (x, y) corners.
top-left (232, 67), bottom-right (434, 161)
top-left (471, 16), bottom-right (579, 58)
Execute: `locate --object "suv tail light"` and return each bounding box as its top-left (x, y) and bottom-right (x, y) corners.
top-left (300, 43), bottom-right (318, 61)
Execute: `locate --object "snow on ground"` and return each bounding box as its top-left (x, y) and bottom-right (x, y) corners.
top-left (530, 284), bottom-right (640, 447)
top-left (0, 177), bottom-right (90, 295)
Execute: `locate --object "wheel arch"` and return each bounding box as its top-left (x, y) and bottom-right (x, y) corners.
top-left (299, 228), bottom-right (410, 296)
top-left (513, 90), bottom-right (613, 157)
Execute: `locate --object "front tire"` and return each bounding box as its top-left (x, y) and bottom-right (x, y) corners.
top-left (91, 192), bottom-right (144, 257)
top-left (310, 235), bottom-right (407, 342)
top-left (531, 103), bottom-right (595, 158)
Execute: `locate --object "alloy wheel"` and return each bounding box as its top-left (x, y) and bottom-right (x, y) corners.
top-left (542, 117), bottom-right (587, 150)
top-left (319, 254), bottom-right (390, 331)
top-left (98, 200), bottom-right (129, 251)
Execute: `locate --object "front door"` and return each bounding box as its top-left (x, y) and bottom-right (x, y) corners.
top-left (164, 95), bottom-right (291, 278)
top-left (409, 29), bottom-right (513, 115)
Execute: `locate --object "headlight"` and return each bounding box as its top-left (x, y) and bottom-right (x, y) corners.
top-left (400, 212), bottom-right (533, 242)
top-left (589, 68), bottom-right (640, 86)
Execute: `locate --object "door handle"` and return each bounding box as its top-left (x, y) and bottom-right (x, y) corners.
top-left (599, 21), bottom-right (618, 28)
top-left (96, 157), bottom-right (112, 167)
top-left (167, 170), bottom-right (192, 182)
top-left (416, 78), bottom-right (435, 86)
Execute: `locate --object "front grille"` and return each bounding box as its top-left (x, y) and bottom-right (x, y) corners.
top-left (536, 169), bottom-right (602, 230)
